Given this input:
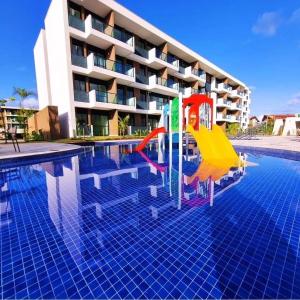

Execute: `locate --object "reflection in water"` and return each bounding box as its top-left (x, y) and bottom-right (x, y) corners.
top-left (39, 142), bottom-right (247, 270)
top-left (2, 141), bottom-right (299, 299)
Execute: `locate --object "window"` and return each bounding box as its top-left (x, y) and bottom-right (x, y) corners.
top-left (90, 79), bottom-right (106, 93)
top-left (74, 78), bottom-right (86, 91)
top-left (71, 42), bottom-right (84, 56)
top-left (140, 91), bottom-right (147, 102)
top-left (127, 88), bottom-right (134, 99)
top-left (115, 57), bottom-right (124, 74)
top-left (117, 86), bottom-right (125, 104)
top-left (69, 7), bottom-right (81, 18)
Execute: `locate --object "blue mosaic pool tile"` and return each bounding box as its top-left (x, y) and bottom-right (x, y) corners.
top-left (0, 145), bottom-right (300, 299)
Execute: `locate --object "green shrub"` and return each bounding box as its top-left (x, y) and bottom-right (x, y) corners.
top-left (30, 130), bottom-right (44, 141)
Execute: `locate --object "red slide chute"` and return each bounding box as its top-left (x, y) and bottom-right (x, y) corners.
top-left (133, 127), bottom-right (167, 152)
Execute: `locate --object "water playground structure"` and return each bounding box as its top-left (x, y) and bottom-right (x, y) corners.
top-left (131, 93), bottom-right (241, 174)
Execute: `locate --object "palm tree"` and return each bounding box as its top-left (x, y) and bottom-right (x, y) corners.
top-left (13, 88), bottom-right (36, 141)
top-left (13, 88), bottom-right (36, 107)
top-left (118, 115), bottom-right (130, 136)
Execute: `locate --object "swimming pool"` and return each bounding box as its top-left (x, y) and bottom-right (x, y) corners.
top-left (1, 143), bottom-right (299, 299)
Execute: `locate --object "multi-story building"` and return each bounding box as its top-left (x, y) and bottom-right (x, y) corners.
top-left (34, 0), bottom-right (251, 138)
top-left (0, 106), bottom-right (37, 139)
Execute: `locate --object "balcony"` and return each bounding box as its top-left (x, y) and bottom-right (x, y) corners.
top-left (71, 53), bottom-right (135, 85)
top-left (75, 90), bottom-right (138, 112)
top-left (217, 83), bottom-right (232, 93)
top-left (227, 102), bottom-right (242, 111)
top-left (69, 15), bottom-right (134, 57)
top-left (136, 100), bottom-right (149, 110)
top-left (184, 87), bottom-right (206, 97)
top-left (183, 87), bottom-right (197, 97)
top-left (216, 98), bottom-right (230, 107)
top-left (71, 54), bottom-right (87, 68)
top-left (230, 90), bottom-right (244, 98)
top-left (135, 72), bottom-right (149, 85)
top-left (216, 113), bottom-right (239, 123)
top-left (148, 75), bottom-right (179, 97)
top-left (216, 113), bottom-right (226, 121)
top-left (74, 90), bottom-right (90, 103)
top-left (147, 48), bottom-right (179, 72)
top-left (69, 15), bottom-right (85, 32)
top-left (149, 98), bottom-right (164, 111)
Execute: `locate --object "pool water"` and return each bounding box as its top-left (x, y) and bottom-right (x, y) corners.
top-left (0, 143), bottom-right (299, 299)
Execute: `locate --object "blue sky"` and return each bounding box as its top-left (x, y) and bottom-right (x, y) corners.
top-left (0, 0), bottom-right (300, 115)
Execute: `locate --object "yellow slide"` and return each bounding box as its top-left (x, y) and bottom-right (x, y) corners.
top-left (186, 160), bottom-right (230, 184)
top-left (187, 124), bottom-right (241, 169)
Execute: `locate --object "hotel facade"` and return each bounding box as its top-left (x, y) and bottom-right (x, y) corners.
top-left (34, 0), bottom-right (251, 138)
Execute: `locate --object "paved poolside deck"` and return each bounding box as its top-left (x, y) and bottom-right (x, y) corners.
top-left (0, 136), bottom-right (299, 162)
top-left (231, 136), bottom-right (300, 153)
top-left (0, 142), bottom-right (81, 160)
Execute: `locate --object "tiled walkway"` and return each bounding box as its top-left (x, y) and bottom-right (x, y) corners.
top-left (232, 136), bottom-right (300, 152)
top-left (0, 142), bottom-right (81, 160)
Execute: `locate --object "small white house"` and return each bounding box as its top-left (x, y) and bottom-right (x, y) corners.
top-left (273, 114), bottom-right (300, 136)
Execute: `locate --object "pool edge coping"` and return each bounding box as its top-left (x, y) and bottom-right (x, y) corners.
top-left (0, 142), bottom-right (299, 167)
top-left (0, 146), bottom-right (88, 167)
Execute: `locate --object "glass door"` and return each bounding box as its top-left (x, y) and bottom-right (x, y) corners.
top-left (92, 112), bottom-right (109, 136)
top-left (117, 87), bottom-right (125, 105)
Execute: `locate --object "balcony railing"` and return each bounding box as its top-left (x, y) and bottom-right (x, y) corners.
top-left (91, 17), bottom-right (134, 46)
top-left (149, 97), bottom-right (164, 110)
top-left (69, 15), bottom-right (85, 32)
top-left (156, 50), bottom-right (179, 67)
top-left (156, 77), bottom-right (179, 90)
top-left (93, 55), bottom-right (135, 77)
top-left (179, 66), bottom-right (186, 74)
top-left (136, 73), bottom-right (149, 85)
top-left (156, 77), bottom-right (168, 87)
top-left (95, 91), bottom-right (136, 107)
top-left (71, 55), bottom-right (87, 68)
top-left (205, 83), bottom-right (211, 92)
top-left (136, 100), bottom-right (149, 110)
top-left (135, 46), bottom-right (149, 59)
top-left (192, 68), bottom-right (205, 78)
top-left (74, 90), bottom-right (89, 102)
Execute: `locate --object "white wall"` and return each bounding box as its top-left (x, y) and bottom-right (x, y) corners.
top-left (44, 0), bottom-right (76, 137)
top-left (282, 117), bottom-right (300, 136)
top-left (272, 119), bottom-right (284, 135)
top-left (34, 30), bottom-right (52, 109)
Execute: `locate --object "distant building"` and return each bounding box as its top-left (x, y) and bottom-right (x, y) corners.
top-left (0, 106), bottom-right (38, 139)
top-left (249, 116), bottom-right (260, 127)
top-left (271, 113), bottom-right (300, 136)
top-left (262, 114), bottom-right (295, 123)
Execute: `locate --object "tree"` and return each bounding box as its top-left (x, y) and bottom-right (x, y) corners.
top-left (13, 88), bottom-right (36, 107)
top-left (0, 97), bottom-right (16, 143)
top-left (13, 88), bottom-right (36, 141)
top-left (118, 115), bottom-right (130, 136)
top-left (226, 123), bottom-right (241, 137)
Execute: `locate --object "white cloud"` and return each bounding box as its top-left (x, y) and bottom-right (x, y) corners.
top-left (289, 8), bottom-right (300, 23)
top-left (252, 12), bottom-right (282, 37)
top-left (22, 96), bottom-right (39, 109)
top-left (287, 93), bottom-right (300, 106)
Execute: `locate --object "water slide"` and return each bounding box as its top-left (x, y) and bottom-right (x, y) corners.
top-left (186, 160), bottom-right (230, 185)
top-left (138, 151), bottom-right (167, 173)
top-left (133, 127), bottom-right (167, 152)
top-left (187, 124), bottom-right (241, 169)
